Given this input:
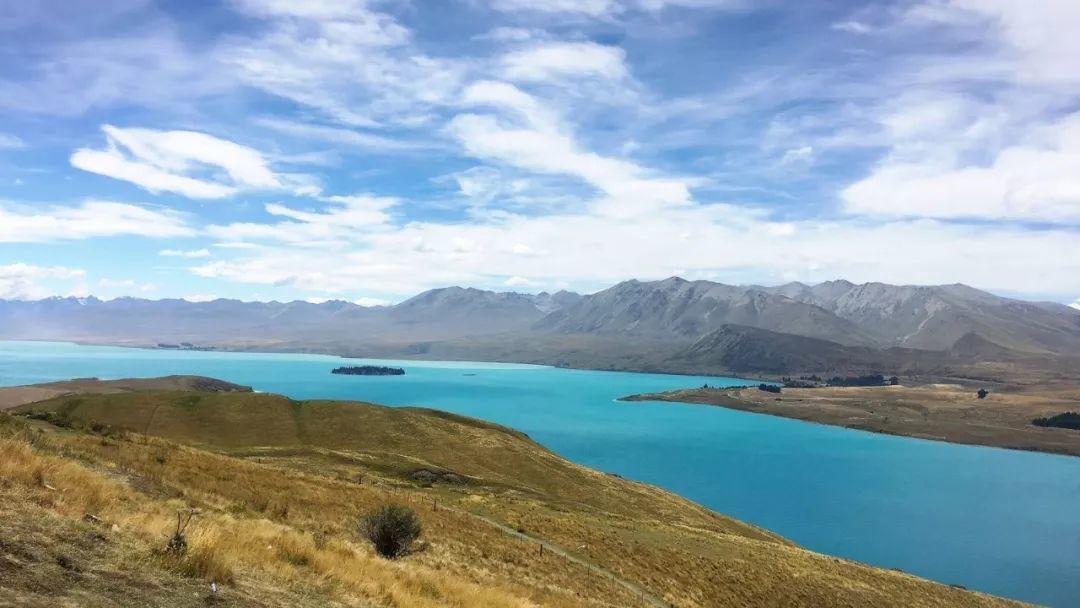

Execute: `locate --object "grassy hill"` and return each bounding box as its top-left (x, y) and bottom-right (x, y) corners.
top-left (0, 375), bottom-right (250, 411)
top-left (2, 386), bottom-right (1024, 607)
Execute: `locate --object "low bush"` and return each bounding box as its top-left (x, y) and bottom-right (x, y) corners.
top-left (359, 504), bottom-right (421, 559)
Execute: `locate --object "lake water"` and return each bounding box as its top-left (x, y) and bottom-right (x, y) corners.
top-left (1, 340), bottom-right (1077, 606)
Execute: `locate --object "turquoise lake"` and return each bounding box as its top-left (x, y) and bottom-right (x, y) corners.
top-left (1, 340), bottom-right (1077, 606)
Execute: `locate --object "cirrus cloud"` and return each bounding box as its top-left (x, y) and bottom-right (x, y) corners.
top-left (71, 125), bottom-right (283, 199)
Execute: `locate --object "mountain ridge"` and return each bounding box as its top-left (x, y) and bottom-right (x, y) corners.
top-left (3, 277), bottom-right (1078, 377)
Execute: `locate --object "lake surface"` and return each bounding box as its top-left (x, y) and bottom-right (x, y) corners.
top-left (1, 340), bottom-right (1077, 606)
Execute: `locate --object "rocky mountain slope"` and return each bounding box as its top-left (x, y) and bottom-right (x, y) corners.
top-left (535, 277), bottom-right (879, 346)
top-left (0, 286), bottom-right (576, 345)
top-left (759, 280), bottom-right (1080, 353)
top-left (2, 277), bottom-right (1078, 376)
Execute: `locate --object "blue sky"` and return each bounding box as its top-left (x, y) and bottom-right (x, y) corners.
top-left (2, 0), bottom-right (1079, 306)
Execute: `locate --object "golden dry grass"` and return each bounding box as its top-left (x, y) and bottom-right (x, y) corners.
top-left (2, 391), bottom-right (1030, 608)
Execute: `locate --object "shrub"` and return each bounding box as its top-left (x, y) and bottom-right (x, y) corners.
top-left (360, 504), bottom-right (421, 559)
top-left (166, 510), bottom-right (195, 555)
top-left (977, 388), bottom-right (989, 399)
top-left (1033, 412), bottom-right (1080, 430)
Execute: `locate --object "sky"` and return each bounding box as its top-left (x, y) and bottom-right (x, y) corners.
top-left (2, 0), bottom-right (1080, 307)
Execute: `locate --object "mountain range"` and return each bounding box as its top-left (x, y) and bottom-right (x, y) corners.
top-left (2, 278), bottom-right (1078, 379)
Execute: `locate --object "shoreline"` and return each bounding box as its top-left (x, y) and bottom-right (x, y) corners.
top-left (620, 385), bottom-right (1080, 457)
top-left (4, 337), bottom-right (773, 382)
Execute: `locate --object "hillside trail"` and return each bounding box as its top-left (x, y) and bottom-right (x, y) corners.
top-left (438, 503), bottom-right (670, 607)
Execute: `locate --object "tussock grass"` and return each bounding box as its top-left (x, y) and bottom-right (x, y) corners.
top-left (0, 421), bottom-right (537, 607)
top-left (2, 396), bottom-right (1029, 608)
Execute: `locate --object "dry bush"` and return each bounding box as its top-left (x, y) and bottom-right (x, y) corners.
top-left (360, 504), bottom-right (422, 559)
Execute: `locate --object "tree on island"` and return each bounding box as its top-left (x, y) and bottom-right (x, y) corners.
top-left (332, 365), bottom-right (405, 376)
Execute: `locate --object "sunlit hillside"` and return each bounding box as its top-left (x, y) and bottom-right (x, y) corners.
top-left (1, 387), bottom-right (1022, 607)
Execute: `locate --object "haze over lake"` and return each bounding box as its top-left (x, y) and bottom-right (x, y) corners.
top-left (2, 340), bottom-right (1077, 606)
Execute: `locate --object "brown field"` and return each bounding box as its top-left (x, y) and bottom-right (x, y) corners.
top-left (622, 383), bottom-right (1080, 456)
top-left (0, 383), bottom-right (1026, 607)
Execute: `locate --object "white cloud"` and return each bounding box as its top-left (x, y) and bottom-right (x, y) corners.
top-left (207, 194), bottom-right (397, 246)
top-left (779, 145), bottom-right (813, 165)
top-left (1070, 299), bottom-right (1080, 311)
top-left (182, 294), bottom-right (218, 303)
top-left (489, 0), bottom-right (741, 17)
top-left (97, 278), bottom-right (155, 295)
top-left (0, 133), bottom-right (25, 149)
top-left (490, 0), bottom-right (618, 17)
top-left (71, 125), bottom-right (282, 199)
top-left (98, 278), bottom-right (137, 288)
top-left (223, 0), bottom-right (463, 127)
top-left (921, 0), bottom-right (1080, 86)
top-left (832, 20), bottom-right (873, 34)
top-left (504, 276), bottom-right (538, 287)
top-left (832, 1), bottom-right (1080, 224)
top-left (475, 27), bottom-right (546, 43)
top-left (159, 248), bottom-right (211, 258)
top-left (843, 112), bottom-right (1080, 221)
top-left (449, 82), bottom-right (690, 218)
top-left (186, 200), bottom-right (1080, 300)
top-left (0, 25), bottom-right (231, 117)
top-left (229, 0), bottom-right (392, 22)
top-left (636, 0), bottom-right (747, 10)
top-left (254, 117), bottom-right (438, 152)
top-left (502, 42), bottom-right (628, 82)
top-left (0, 200), bottom-right (192, 243)
top-left (354, 296), bottom-right (391, 307)
top-left (0, 263), bottom-right (86, 300)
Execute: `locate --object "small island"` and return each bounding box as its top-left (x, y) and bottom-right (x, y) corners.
top-left (331, 365), bottom-right (405, 376)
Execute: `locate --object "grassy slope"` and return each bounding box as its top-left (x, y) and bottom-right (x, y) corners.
top-left (0, 375), bottom-right (250, 411)
top-left (3, 390), bottom-right (1024, 608)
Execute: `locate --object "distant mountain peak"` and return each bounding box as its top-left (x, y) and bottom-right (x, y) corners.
top-left (3, 278), bottom-right (1078, 360)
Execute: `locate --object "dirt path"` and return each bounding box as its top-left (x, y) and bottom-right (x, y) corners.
top-left (443, 504), bottom-right (669, 607)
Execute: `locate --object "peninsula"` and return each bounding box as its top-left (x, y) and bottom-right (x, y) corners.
top-left (620, 383), bottom-right (1080, 456)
